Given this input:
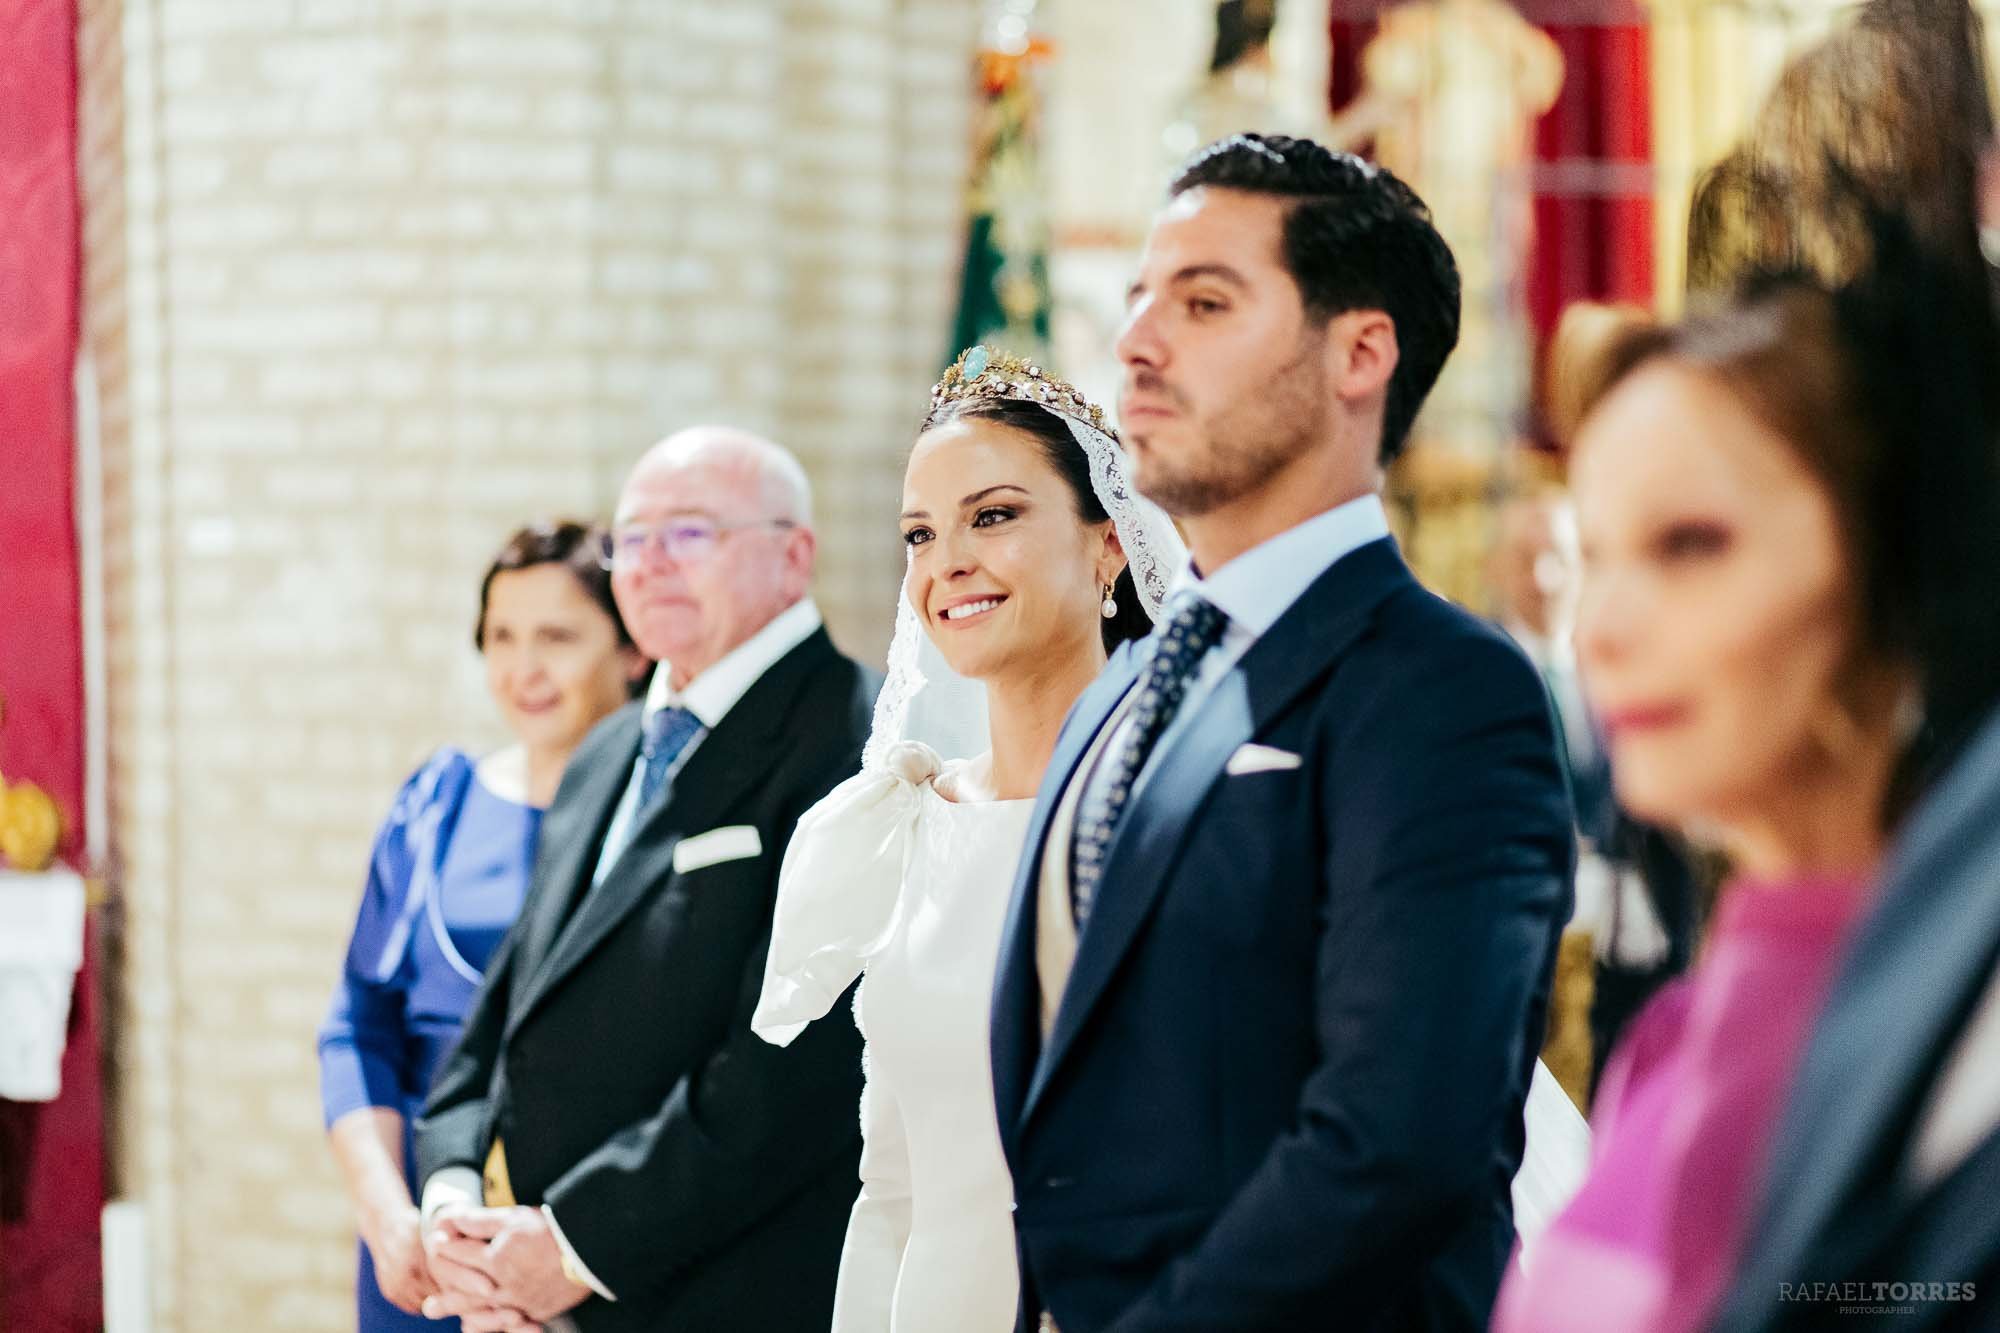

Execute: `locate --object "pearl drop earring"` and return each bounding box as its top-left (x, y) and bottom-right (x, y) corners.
top-left (1100, 583), bottom-right (1117, 618)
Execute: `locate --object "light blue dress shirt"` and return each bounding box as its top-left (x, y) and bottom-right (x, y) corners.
top-left (1070, 494), bottom-right (1393, 834)
top-left (591, 598), bottom-right (824, 886)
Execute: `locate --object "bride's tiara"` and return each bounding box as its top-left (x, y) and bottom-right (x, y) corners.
top-left (928, 345), bottom-right (1114, 437)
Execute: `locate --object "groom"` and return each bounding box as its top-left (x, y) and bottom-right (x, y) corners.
top-left (989, 134), bottom-right (1574, 1332)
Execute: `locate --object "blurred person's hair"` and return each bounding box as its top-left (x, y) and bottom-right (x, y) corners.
top-left (474, 519), bottom-right (638, 659)
top-left (1584, 194), bottom-right (2000, 821)
top-left (1168, 133), bottom-right (1462, 464)
top-left (1545, 301), bottom-right (1656, 450)
top-left (1687, 1), bottom-right (1992, 295)
top-left (1857, 0), bottom-right (1994, 147)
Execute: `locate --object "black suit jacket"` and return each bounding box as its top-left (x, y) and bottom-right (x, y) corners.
top-left (989, 537), bottom-right (1574, 1333)
top-left (416, 627), bottom-right (877, 1333)
top-left (1715, 706), bottom-right (2000, 1333)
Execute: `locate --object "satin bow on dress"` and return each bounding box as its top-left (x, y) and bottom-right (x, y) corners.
top-left (754, 741), bottom-right (946, 1047)
top-left (755, 741), bottom-right (1034, 1332)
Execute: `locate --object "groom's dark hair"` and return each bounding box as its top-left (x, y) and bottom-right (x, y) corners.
top-left (1169, 134), bottom-right (1461, 464)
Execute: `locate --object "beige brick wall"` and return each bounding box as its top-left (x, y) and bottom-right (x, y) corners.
top-left (79, 1), bottom-right (977, 1327)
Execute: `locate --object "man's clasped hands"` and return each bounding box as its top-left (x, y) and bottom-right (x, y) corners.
top-left (375, 1200), bottom-right (593, 1332)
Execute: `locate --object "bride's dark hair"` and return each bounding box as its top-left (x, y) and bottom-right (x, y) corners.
top-left (918, 396), bottom-right (1153, 653)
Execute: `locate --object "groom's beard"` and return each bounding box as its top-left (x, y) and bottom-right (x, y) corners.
top-left (1132, 334), bottom-right (1326, 519)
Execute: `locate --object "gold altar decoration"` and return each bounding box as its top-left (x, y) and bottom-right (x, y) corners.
top-left (0, 775), bottom-right (62, 873)
top-left (1542, 929), bottom-right (1598, 1113)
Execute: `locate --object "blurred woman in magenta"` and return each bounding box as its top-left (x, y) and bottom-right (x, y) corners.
top-left (317, 522), bottom-right (646, 1333)
top-left (1494, 198), bottom-right (2000, 1329)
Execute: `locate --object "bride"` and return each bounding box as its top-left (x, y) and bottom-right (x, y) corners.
top-left (753, 348), bottom-right (1588, 1332)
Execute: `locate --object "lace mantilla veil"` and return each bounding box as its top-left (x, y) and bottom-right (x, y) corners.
top-left (863, 347), bottom-right (1184, 771)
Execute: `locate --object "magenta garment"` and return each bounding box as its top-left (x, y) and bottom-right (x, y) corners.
top-left (1493, 874), bottom-right (1868, 1333)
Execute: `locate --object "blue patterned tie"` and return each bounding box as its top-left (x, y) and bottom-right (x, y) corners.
top-left (638, 706), bottom-right (704, 809)
top-left (1071, 591), bottom-right (1229, 927)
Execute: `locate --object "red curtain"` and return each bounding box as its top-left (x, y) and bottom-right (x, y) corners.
top-left (0, 0), bottom-right (105, 1327)
top-left (1328, 0), bottom-right (1655, 337)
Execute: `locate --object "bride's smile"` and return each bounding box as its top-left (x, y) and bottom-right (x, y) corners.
top-left (899, 416), bottom-right (1125, 685)
top-left (936, 594), bottom-right (1009, 625)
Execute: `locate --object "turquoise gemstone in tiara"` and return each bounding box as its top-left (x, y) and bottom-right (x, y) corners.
top-left (962, 346), bottom-right (989, 381)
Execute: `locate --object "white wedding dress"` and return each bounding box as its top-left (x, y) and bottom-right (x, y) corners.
top-left (755, 743), bottom-right (1591, 1332)
top-left (756, 742), bottom-right (1031, 1332)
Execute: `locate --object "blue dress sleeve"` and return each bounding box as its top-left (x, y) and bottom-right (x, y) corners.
top-left (317, 752), bottom-right (462, 1128)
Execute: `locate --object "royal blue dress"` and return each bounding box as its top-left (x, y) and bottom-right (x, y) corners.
top-left (318, 749), bottom-right (541, 1333)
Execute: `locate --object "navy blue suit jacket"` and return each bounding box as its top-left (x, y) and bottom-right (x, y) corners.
top-left (989, 537), bottom-right (1574, 1332)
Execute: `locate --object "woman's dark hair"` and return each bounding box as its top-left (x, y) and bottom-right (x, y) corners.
top-left (917, 397), bottom-right (1154, 653)
top-left (1579, 203), bottom-right (2000, 824)
top-left (474, 519), bottom-right (638, 666)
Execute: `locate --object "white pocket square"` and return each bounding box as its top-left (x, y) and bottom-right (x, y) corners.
top-left (1225, 743), bottom-right (1303, 776)
top-left (673, 825), bottom-right (763, 873)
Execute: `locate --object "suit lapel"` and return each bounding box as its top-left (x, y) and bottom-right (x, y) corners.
top-left (507, 631), bottom-right (835, 1036)
top-left (1021, 677), bottom-right (1254, 1125)
top-left (992, 646), bottom-right (1142, 1145)
top-left (1732, 711), bottom-right (2000, 1315)
top-left (1020, 538), bottom-right (1411, 1130)
top-left (516, 709), bottom-right (641, 984)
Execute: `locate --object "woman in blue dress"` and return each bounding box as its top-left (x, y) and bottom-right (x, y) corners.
top-left (318, 521), bottom-right (647, 1332)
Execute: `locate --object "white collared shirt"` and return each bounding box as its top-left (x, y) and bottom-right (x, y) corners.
top-left (1910, 961), bottom-right (2000, 1187)
top-left (591, 597), bottom-right (823, 886)
top-left (1168, 492), bottom-right (1392, 704)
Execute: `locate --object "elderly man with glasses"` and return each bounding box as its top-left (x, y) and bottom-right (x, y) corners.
top-left (413, 426), bottom-right (880, 1333)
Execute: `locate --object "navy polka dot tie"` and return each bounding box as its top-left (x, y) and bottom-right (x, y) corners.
top-left (1071, 591), bottom-right (1228, 928)
top-left (638, 706), bottom-right (704, 809)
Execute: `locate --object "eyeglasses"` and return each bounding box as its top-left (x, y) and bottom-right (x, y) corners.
top-left (598, 517), bottom-right (797, 569)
